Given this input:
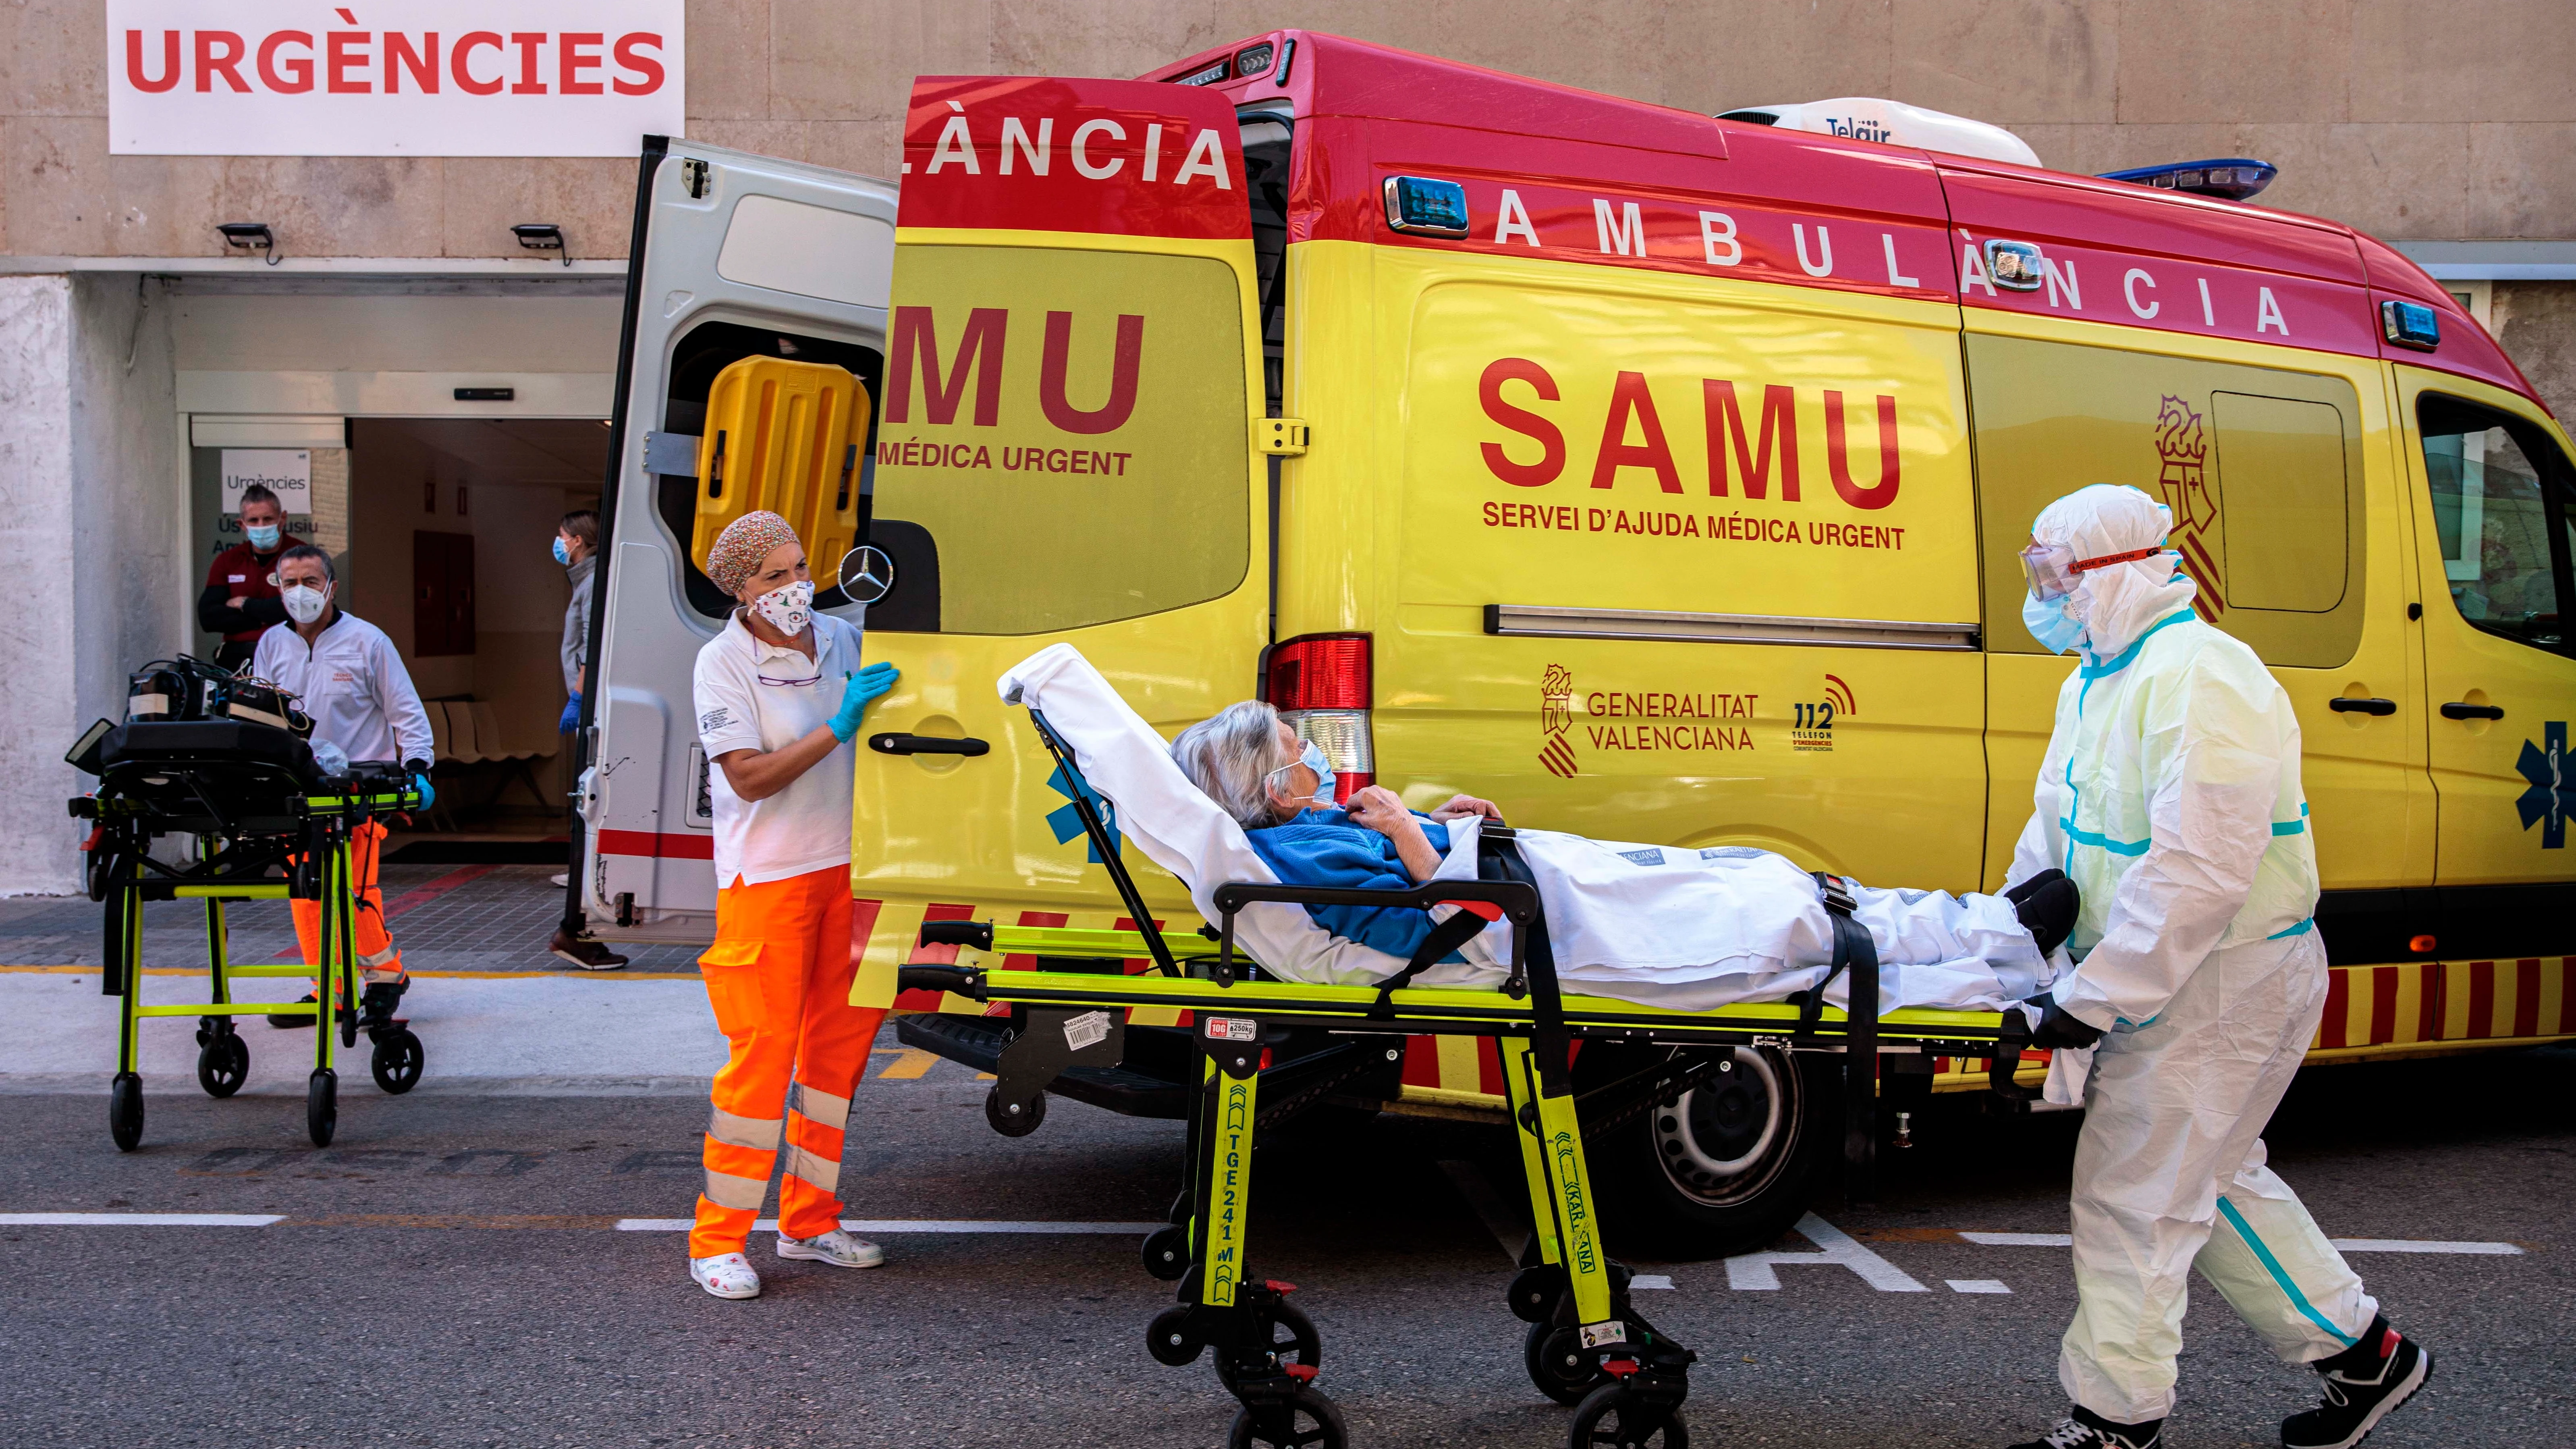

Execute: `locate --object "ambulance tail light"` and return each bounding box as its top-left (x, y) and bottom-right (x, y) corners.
top-left (1265, 633), bottom-right (1373, 803)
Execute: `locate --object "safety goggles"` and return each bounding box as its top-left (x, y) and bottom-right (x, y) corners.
top-left (2020, 541), bottom-right (2169, 601)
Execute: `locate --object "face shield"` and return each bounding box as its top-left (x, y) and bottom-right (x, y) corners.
top-left (2020, 541), bottom-right (2169, 601)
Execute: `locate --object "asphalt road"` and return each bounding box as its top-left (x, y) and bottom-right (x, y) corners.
top-left (3, 1044), bottom-right (2569, 1449)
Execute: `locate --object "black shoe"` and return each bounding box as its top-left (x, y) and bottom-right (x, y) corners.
top-left (2008, 1407), bottom-right (2162, 1449)
top-left (357, 980), bottom-right (407, 1030)
top-left (267, 992), bottom-right (318, 1029)
top-left (549, 928), bottom-right (627, 971)
top-left (2007, 868), bottom-right (2080, 955)
top-left (2283, 1318), bottom-right (2431, 1449)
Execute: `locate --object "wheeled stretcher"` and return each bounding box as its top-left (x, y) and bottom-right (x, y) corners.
top-left (897, 706), bottom-right (2040, 1449)
top-left (68, 719), bottom-right (428, 1151)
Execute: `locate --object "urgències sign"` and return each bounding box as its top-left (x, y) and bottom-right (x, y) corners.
top-left (108, 1), bottom-right (684, 157)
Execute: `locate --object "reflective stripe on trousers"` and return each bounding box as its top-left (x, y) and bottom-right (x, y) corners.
top-left (689, 866), bottom-right (885, 1258)
top-left (290, 818), bottom-right (405, 985)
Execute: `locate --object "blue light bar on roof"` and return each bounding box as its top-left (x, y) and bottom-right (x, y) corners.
top-left (2098, 158), bottom-right (2278, 201)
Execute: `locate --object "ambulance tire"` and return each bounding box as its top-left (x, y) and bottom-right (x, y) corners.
top-left (1581, 1044), bottom-right (1830, 1261)
top-left (1225, 1385), bottom-right (1345, 1449)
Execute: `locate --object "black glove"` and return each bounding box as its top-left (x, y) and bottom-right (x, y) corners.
top-left (2028, 997), bottom-right (2104, 1050)
top-left (2005, 868), bottom-right (2080, 956)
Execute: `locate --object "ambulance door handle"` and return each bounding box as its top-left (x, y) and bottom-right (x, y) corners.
top-left (2328, 697), bottom-right (2396, 716)
top-left (869, 733), bottom-right (991, 757)
top-left (2440, 702), bottom-right (2505, 721)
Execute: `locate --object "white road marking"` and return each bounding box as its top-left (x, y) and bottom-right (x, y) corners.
top-left (1629, 1274), bottom-right (1675, 1290)
top-left (612, 1218), bottom-right (1162, 1234)
top-left (1962, 1231), bottom-right (2072, 1246)
top-left (1961, 1231), bottom-right (2525, 1256)
top-left (1725, 1213), bottom-right (1927, 1292)
top-left (0, 1213), bottom-right (284, 1227)
top-left (1947, 1279), bottom-right (2012, 1294)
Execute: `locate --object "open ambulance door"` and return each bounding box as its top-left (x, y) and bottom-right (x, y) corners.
top-left (582, 138), bottom-right (897, 934)
top-left (851, 77), bottom-right (1272, 996)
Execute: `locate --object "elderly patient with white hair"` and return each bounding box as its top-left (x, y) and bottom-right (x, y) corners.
top-left (1171, 700), bottom-right (2080, 1013)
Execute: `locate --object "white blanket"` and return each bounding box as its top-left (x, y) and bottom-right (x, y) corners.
top-left (998, 644), bottom-right (2045, 1015)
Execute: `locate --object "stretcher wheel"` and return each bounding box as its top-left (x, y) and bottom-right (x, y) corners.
top-left (1225, 1385), bottom-right (1345, 1449)
top-left (985, 1085), bottom-right (1044, 1137)
top-left (1146, 1305), bottom-right (1203, 1366)
top-left (1567, 1383), bottom-right (1687, 1448)
top-left (196, 1032), bottom-right (249, 1098)
top-left (1142, 1223), bottom-right (1190, 1280)
top-left (306, 1067), bottom-right (338, 1147)
top-left (1215, 1300), bottom-right (1321, 1394)
top-left (1508, 1263), bottom-right (1566, 1323)
top-left (108, 1071), bottom-right (145, 1152)
top-left (1526, 1322), bottom-right (1610, 1406)
top-left (369, 1028), bottom-right (423, 1094)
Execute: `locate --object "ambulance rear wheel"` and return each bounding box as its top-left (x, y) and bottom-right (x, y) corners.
top-left (1526, 1322), bottom-right (1609, 1406)
top-left (1225, 1385), bottom-right (1345, 1449)
top-left (985, 1086), bottom-right (1045, 1137)
top-left (1568, 1383), bottom-right (1688, 1448)
top-left (108, 1072), bottom-right (145, 1152)
top-left (1582, 1044), bottom-right (1829, 1260)
top-left (196, 1032), bottom-right (249, 1098)
top-left (369, 1028), bottom-right (423, 1094)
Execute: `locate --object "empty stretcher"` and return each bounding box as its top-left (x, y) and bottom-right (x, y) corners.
top-left (894, 693), bottom-right (2038, 1449)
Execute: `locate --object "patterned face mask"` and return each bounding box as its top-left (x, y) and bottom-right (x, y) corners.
top-left (751, 579), bottom-right (814, 637)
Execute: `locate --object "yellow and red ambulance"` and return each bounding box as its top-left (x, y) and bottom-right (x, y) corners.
top-left (583, 32), bottom-right (2576, 1253)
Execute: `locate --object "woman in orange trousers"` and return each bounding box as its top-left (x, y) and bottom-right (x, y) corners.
top-left (683, 511), bottom-right (899, 1300)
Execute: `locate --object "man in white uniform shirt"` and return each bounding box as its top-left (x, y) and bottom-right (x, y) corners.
top-left (250, 545), bottom-right (436, 1028)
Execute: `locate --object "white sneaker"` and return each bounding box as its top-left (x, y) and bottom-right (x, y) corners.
top-left (775, 1228), bottom-right (885, 1269)
top-left (689, 1252), bottom-right (762, 1299)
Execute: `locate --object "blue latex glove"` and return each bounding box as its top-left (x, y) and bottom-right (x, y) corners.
top-left (412, 773), bottom-right (436, 810)
top-left (559, 693), bottom-right (582, 733)
top-left (828, 661), bottom-right (899, 743)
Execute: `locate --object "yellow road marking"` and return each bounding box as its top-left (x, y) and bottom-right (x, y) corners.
top-left (877, 1048), bottom-right (940, 1079)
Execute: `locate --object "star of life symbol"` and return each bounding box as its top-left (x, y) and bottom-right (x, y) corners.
top-left (2516, 722), bottom-right (2572, 849)
top-left (1045, 760), bottom-right (1120, 864)
top-left (1539, 664), bottom-right (1576, 778)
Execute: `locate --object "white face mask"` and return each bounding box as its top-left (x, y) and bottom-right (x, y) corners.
top-left (751, 579), bottom-right (814, 636)
top-left (281, 583), bottom-right (329, 625)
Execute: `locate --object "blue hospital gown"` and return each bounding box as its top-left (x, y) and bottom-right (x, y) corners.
top-left (1241, 808), bottom-right (1463, 962)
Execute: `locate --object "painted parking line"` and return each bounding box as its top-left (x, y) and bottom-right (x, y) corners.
top-left (876, 1048), bottom-right (942, 1080)
top-left (1725, 1212), bottom-right (1928, 1292)
top-left (0, 1213), bottom-right (284, 1227)
top-left (1961, 1230), bottom-right (2524, 1255)
top-left (1629, 1274), bottom-right (1675, 1290)
top-left (614, 1218), bottom-right (1164, 1234)
top-left (1947, 1279), bottom-right (2012, 1294)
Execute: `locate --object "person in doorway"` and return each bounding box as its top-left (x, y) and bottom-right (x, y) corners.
top-left (683, 510), bottom-right (899, 1300)
top-left (544, 509), bottom-right (626, 967)
top-left (197, 484), bottom-right (303, 672)
top-left (2002, 485), bottom-right (2430, 1449)
top-left (250, 546), bottom-right (437, 1032)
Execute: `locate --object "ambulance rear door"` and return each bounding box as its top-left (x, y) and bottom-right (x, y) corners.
top-left (584, 139), bottom-right (896, 933)
top-left (848, 78), bottom-right (1270, 977)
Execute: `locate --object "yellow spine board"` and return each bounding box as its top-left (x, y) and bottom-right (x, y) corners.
top-left (690, 357), bottom-right (872, 578)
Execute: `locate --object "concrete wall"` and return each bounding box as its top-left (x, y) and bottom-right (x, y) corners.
top-left (7, 2), bottom-right (2575, 259)
top-left (0, 274), bottom-right (182, 895)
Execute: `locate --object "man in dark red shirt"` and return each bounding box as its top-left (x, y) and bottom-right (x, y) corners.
top-left (197, 484), bottom-right (303, 671)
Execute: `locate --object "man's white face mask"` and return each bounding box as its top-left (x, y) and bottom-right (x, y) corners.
top-left (281, 582), bottom-right (330, 625)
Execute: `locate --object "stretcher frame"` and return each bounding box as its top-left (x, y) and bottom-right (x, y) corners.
top-left (75, 772), bottom-right (425, 1152)
top-left (896, 710), bottom-right (2038, 1447)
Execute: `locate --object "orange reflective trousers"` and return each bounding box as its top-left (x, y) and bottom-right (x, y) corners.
top-left (292, 819), bottom-right (404, 985)
top-left (691, 866), bottom-right (885, 1258)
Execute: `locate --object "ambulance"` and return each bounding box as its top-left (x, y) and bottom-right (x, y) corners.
top-left (583, 32), bottom-right (2576, 1254)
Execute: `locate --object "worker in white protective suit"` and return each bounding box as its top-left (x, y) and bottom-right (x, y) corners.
top-left (2002, 486), bottom-right (2431, 1449)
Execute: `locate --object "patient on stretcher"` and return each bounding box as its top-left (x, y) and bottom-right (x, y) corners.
top-left (1171, 700), bottom-right (2076, 1015)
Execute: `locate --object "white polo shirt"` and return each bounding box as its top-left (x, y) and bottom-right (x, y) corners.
top-left (692, 610), bottom-right (864, 887)
top-left (251, 612), bottom-right (435, 767)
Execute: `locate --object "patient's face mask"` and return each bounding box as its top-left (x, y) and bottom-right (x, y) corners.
top-left (281, 582), bottom-right (330, 625)
top-left (1268, 739), bottom-right (1337, 812)
top-left (752, 579), bottom-right (814, 636)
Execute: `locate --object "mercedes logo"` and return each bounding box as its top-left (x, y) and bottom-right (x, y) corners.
top-left (837, 545), bottom-right (896, 605)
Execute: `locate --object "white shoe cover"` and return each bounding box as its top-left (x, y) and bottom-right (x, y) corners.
top-left (690, 1251), bottom-right (762, 1299)
top-left (775, 1228), bottom-right (885, 1269)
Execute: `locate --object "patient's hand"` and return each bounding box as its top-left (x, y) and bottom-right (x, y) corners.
top-left (1427, 794), bottom-right (1503, 823)
top-left (1345, 787), bottom-right (1441, 882)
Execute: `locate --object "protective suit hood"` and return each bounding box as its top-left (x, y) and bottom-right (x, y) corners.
top-left (2030, 484), bottom-right (2199, 664)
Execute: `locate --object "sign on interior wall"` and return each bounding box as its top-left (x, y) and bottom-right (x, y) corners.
top-left (107, 2), bottom-right (685, 157)
top-left (220, 449), bottom-right (311, 512)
